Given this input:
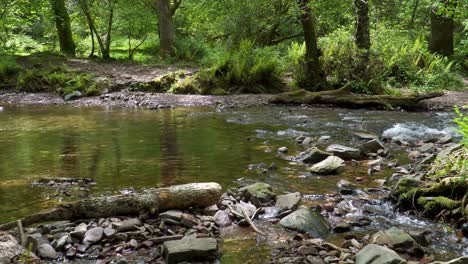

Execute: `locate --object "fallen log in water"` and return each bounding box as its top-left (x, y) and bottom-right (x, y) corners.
top-left (269, 85), bottom-right (444, 110)
top-left (0, 182), bottom-right (222, 231)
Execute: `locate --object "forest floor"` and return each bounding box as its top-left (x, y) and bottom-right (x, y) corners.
top-left (1, 57), bottom-right (467, 109)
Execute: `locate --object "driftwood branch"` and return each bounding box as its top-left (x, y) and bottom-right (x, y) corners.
top-left (0, 182), bottom-right (222, 231)
top-left (270, 84), bottom-right (444, 110)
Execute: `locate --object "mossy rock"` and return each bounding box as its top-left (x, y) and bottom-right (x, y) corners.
top-left (417, 196), bottom-right (460, 217)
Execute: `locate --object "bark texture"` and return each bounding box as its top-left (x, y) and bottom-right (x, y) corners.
top-left (297, 0), bottom-right (327, 91)
top-left (51, 0), bottom-right (75, 56)
top-left (156, 0), bottom-right (175, 56)
top-left (429, 4), bottom-right (454, 56)
top-left (270, 84), bottom-right (444, 110)
top-left (0, 183), bottom-right (222, 231)
top-left (354, 0), bottom-right (370, 50)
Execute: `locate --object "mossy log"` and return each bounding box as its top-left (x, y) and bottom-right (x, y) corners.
top-left (0, 182), bottom-right (222, 231)
top-left (269, 85), bottom-right (444, 110)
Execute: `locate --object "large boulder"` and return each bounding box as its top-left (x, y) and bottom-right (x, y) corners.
top-left (238, 182), bottom-right (276, 207)
top-left (370, 227), bottom-right (416, 251)
top-left (293, 148), bottom-right (331, 164)
top-left (163, 238), bottom-right (218, 264)
top-left (355, 244), bottom-right (406, 264)
top-left (308, 156), bottom-right (345, 174)
top-left (279, 208), bottom-right (330, 238)
top-left (326, 144), bottom-right (361, 160)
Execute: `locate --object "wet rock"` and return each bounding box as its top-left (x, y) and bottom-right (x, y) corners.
top-left (308, 156), bottom-right (345, 174)
top-left (163, 238), bottom-right (218, 264)
top-left (354, 131), bottom-right (379, 140)
top-left (276, 192), bottom-right (301, 210)
top-left (52, 234), bottom-right (69, 250)
top-left (294, 148), bottom-right (331, 164)
top-left (71, 222), bottom-right (88, 240)
top-left (355, 244), bottom-right (406, 264)
top-left (83, 227), bottom-right (104, 244)
top-left (417, 143), bottom-right (435, 153)
top-left (238, 182), bottom-right (276, 206)
top-left (260, 206), bottom-right (284, 219)
top-left (65, 247), bottom-right (76, 257)
top-left (360, 139), bottom-right (385, 154)
top-left (279, 208), bottom-right (330, 238)
top-left (370, 227), bottom-right (416, 251)
top-left (325, 144), bottom-right (361, 160)
top-left (214, 210), bottom-right (232, 227)
top-left (37, 244), bottom-right (58, 259)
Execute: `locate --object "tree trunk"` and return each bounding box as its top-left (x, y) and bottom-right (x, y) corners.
top-left (428, 3), bottom-right (454, 56)
top-left (156, 0), bottom-right (175, 56)
top-left (103, 0), bottom-right (117, 60)
top-left (354, 0), bottom-right (370, 50)
top-left (51, 0), bottom-right (76, 56)
top-left (0, 183), bottom-right (222, 230)
top-left (297, 0), bottom-right (327, 91)
top-left (270, 84), bottom-right (444, 110)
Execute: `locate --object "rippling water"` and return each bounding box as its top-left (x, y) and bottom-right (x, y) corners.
top-left (0, 105), bottom-right (464, 261)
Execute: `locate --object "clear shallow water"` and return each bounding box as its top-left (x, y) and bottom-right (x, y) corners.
top-left (0, 105), bottom-right (465, 261)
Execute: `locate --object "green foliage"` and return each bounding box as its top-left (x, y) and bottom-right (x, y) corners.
top-left (198, 40), bottom-right (284, 94)
top-left (16, 66), bottom-right (104, 97)
top-left (0, 53), bottom-right (20, 81)
top-left (454, 106), bottom-right (468, 147)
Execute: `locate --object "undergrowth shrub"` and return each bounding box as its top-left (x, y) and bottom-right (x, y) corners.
top-left (0, 53), bottom-right (20, 82)
top-left (198, 40), bottom-right (284, 94)
top-left (287, 26), bottom-right (463, 94)
top-left (17, 66), bottom-right (104, 97)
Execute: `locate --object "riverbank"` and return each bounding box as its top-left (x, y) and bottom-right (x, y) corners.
top-left (0, 90), bottom-right (467, 110)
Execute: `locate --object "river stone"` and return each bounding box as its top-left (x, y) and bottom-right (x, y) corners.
top-left (83, 227), bottom-right (104, 244)
top-left (114, 218), bottom-right (141, 232)
top-left (233, 201), bottom-right (257, 218)
top-left (25, 233), bottom-right (49, 253)
top-left (354, 131), bottom-right (379, 140)
top-left (279, 208), bottom-right (330, 238)
top-left (355, 244), bottom-right (406, 264)
top-left (437, 143), bottom-right (463, 160)
top-left (52, 234), bottom-right (69, 250)
top-left (278, 147), bottom-right (288, 154)
top-left (163, 238), bottom-right (218, 264)
top-left (104, 226), bottom-right (116, 237)
top-left (437, 135), bottom-right (453, 144)
top-left (417, 143), bottom-right (435, 153)
top-left (308, 156), bottom-right (345, 174)
top-left (238, 182), bottom-right (276, 206)
top-left (326, 144), bottom-right (361, 160)
top-left (360, 139), bottom-right (385, 154)
top-left (71, 222), bottom-right (88, 240)
top-left (37, 244), bottom-right (58, 259)
top-left (64, 91), bottom-right (82, 101)
top-left (294, 148), bottom-right (331, 164)
top-left (431, 256), bottom-right (468, 264)
top-left (214, 210), bottom-right (232, 227)
top-left (370, 227), bottom-right (416, 250)
top-left (275, 192), bottom-right (301, 210)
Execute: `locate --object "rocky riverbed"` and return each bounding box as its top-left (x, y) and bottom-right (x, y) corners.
top-left (1, 121), bottom-right (467, 264)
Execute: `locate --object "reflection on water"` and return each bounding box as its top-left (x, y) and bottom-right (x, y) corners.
top-left (0, 106), bottom-right (458, 223)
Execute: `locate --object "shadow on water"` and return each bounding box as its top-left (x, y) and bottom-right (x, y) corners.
top-left (0, 105), bottom-right (464, 261)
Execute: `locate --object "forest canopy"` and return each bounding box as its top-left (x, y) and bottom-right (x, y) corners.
top-left (0, 0), bottom-right (466, 95)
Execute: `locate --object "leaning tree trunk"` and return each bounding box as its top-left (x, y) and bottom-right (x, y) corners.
top-left (156, 0), bottom-right (175, 56)
top-left (51, 0), bottom-right (76, 56)
top-left (0, 183), bottom-right (222, 231)
top-left (428, 2), bottom-right (454, 56)
top-left (297, 0), bottom-right (327, 92)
